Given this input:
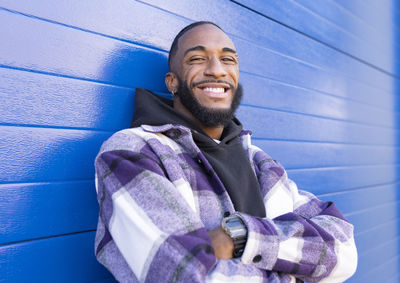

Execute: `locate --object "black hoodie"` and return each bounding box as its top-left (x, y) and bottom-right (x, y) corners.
top-left (131, 88), bottom-right (266, 217)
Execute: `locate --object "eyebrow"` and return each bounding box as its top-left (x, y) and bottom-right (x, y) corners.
top-left (184, 45), bottom-right (206, 56)
top-left (222, 47), bottom-right (237, 54)
top-left (183, 45), bottom-right (237, 56)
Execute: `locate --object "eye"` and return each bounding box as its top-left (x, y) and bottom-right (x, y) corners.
top-left (189, 56), bottom-right (205, 62)
top-left (221, 57), bottom-right (237, 64)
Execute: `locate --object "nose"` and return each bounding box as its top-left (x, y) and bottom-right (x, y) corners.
top-left (204, 57), bottom-right (227, 78)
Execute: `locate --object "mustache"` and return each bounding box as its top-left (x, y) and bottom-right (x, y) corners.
top-left (190, 80), bottom-right (235, 89)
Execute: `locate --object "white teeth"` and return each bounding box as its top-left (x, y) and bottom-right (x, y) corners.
top-left (203, 87), bottom-right (225, 93)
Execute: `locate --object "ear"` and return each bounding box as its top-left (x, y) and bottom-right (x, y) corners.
top-left (165, 72), bottom-right (179, 94)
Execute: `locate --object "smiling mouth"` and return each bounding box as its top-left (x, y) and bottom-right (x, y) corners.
top-left (192, 81), bottom-right (233, 94)
top-left (202, 87), bottom-right (226, 93)
top-left (194, 81), bottom-right (232, 98)
top-left (198, 86), bottom-right (229, 98)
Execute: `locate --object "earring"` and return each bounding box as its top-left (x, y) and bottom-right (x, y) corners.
top-left (171, 90), bottom-right (176, 96)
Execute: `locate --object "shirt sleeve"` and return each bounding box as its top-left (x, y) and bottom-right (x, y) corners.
top-left (95, 147), bottom-right (215, 282)
top-left (237, 161), bottom-right (358, 282)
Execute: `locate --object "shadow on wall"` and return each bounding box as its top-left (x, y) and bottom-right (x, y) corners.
top-left (53, 46), bottom-right (171, 277)
top-left (0, 45), bottom-right (169, 282)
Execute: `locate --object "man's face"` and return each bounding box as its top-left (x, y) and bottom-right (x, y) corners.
top-left (169, 24), bottom-right (240, 126)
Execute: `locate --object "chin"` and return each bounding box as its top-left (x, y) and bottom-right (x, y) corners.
top-left (201, 102), bottom-right (232, 110)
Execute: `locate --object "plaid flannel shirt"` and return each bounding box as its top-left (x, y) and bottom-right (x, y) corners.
top-left (94, 124), bottom-right (357, 283)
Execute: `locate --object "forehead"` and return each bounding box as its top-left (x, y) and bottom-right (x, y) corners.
top-left (177, 24), bottom-right (236, 55)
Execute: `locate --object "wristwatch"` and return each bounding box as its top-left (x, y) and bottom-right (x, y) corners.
top-left (221, 215), bottom-right (248, 258)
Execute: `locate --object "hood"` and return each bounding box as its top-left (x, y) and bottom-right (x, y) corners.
top-left (130, 88), bottom-right (243, 145)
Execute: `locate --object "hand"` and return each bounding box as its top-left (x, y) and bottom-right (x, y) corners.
top-left (208, 226), bottom-right (234, 259)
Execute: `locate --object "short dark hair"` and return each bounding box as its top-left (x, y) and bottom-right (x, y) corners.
top-left (168, 21), bottom-right (224, 69)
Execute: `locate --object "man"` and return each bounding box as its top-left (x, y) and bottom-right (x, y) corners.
top-left (94, 21), bottom-right (357, 282)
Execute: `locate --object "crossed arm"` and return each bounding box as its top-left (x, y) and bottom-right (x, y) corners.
top-left (95, 143), bottom-right (357, 282)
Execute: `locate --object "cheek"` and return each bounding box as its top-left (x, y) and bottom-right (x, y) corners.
top-left (230, 67), bottom-right (239, 83)
top-left (183, 66), bottom-right (203, 86)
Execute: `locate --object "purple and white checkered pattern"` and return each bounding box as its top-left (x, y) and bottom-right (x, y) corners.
top-left (94, 124), bottom-right (357, 282)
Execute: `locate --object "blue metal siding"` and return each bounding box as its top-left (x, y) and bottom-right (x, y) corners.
top-left (0, 1), bottom-right (398, 282)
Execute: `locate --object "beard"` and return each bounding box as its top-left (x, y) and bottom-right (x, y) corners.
top-left (176, 78), bottom-right (243, 127)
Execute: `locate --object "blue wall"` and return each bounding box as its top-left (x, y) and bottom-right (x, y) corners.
top-left (0, 1), bottom-right (399, 282)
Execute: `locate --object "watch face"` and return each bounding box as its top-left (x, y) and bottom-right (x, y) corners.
top-left (224, 216), bottom-right (247, 238)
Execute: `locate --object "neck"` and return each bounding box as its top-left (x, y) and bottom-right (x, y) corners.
top-left (201, 126), bottom-right (224, 140)
top-left (173, 97), bottom-right (224, 140)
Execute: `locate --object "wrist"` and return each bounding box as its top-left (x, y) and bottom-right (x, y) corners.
top-left (208, 226), bottom-right (234, 259)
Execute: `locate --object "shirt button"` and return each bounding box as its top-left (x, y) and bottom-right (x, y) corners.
top-left (205, 245), bottom-right (213, 254)
top-left (173, 129), bottom-right (181, 138)
top-left (197, 158), bottom-right (202, 164)
top-left (253, 255), bottom-right (262, 263)
top-left (224, 211), bottom-right (231, 217)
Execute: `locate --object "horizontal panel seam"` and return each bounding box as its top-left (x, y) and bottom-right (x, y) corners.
top-left (0, 122), bottom-right (117, 133)
top-left (240, 103), bottom-right (399, 130)
top-left (355, 216), bottom-right (399, 236)
top-left (358, 234), bottom-right (400, 257)
top-left (345, 199), bottom-right (400, 217)
top-left (286, 164), bottom-right (400, 171)
top-left (252, 137), bottom-right (399, 147)
top-left (360, 253), bottom-right (400, 279)
top-left (0, 179), bottom-right (95, 188)
top-left (312, 181), bottom-right (400, 197)
top-left (1, 121), bottom-right (399, 144)
top-left (317, 180), bottom-right (400, 197)
top-left (0, 64), bottom-right (136, 90)
top-left (0, 178), bottom-right (96, 185)
top-left (0, 229), bottom-right (96, 247)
